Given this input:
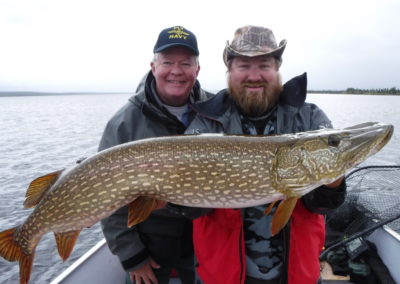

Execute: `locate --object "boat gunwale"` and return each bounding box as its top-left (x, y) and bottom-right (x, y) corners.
top-left (49, 238), bottom-right (107, 284)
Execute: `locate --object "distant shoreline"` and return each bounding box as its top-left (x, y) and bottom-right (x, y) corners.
top-left (308, 87), bottom-right (400, 96)
top-left (1, 90), bottom-right (399, 97)
top-left (0, 92), bottom-right (131, 97)
top-left (308, 91), bottom-right (400, 96)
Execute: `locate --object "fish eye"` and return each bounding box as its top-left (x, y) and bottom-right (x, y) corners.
top-left (327, 135), bottom-right (341, 147)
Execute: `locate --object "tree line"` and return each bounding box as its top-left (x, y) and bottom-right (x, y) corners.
top-left (308, 87), bottom-right (400, 95)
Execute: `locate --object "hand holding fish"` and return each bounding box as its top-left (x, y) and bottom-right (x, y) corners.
top-left (129, 258), bottom-right (160, 284)
top-left (324, 177), bottom-right (345, 188)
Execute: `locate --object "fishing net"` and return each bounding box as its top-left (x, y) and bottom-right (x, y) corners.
top-left (326, 165), bottom-right (400, 242)
top-left (322, 165), bottom-right (400, 284)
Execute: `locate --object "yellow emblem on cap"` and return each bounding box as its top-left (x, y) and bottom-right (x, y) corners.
top-left (168, 26), bottom-right (190, 40)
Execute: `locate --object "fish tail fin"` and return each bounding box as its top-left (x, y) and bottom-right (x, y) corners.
top-left (0, 227), bottom-right (35, 284)
top-left (270, 197), bottom-right (298, 236)
top-left (127, 196), bottom-right (159, 227)
top-left (54, 230), bottom-right (81, 261)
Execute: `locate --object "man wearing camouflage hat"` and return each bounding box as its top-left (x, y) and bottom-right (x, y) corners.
top-left (99, 26), bottom-right (212, 284)
top-left (185, 26), bottom-right (346, 284)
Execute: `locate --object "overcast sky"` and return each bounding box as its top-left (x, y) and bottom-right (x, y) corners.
top-left (0, 0), bottom-right (399, 92)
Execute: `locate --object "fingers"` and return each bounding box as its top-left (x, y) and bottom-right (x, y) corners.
top-left (128, 259), bottom-right (160, 284)
top-left (131, 272), bottom-right (158, 284)
top-left (147, 269), bottom-right (158, 284)
top-left (149, 258), bottom-right (160, 269)
top-left (134, 273), bottom-right (156, 284)
top-left (324, 176), bottom-right (344, 188)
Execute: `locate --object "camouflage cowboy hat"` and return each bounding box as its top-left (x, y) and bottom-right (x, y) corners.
top-left (223, 25), bottom-right (287, 66)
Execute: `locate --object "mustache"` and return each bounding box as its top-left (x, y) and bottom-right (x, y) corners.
top-left (242, 82), bottom-right (268, 88)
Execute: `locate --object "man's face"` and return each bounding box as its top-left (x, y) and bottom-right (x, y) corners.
top-left (151, 46), bottom-right (200, 106)
top-left (228, 56), bottom-right (282, 116)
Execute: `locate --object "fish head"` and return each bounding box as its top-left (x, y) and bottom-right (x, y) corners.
top-left (272, 122), bottom-right (393, 193)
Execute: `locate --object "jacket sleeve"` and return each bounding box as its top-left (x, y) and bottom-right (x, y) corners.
top-left (308, 103), bottom-right (333, 130)
top-left (101, 207), bottom-right (150, 271)
top-left (98, 111), bottom-right (150, 271)
top-left (98, 121), bottom-right (120, 151)
top-left (302, 179), bottom-right (347, 214)
top-left (98, 108), bottom-right (130, 151)
top-left (301, 104), bottom-right (347, 214)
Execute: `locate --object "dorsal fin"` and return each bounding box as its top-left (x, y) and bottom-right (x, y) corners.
top-left (127, 196), bottom-right (159, 227)
top-left (54, 230), bottom-right (81, 261)
top-left (23, 169), bottom-right (64, 208)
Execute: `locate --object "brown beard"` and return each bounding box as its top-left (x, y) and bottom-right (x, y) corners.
top-left (228, 74), bottom-right (283, 116)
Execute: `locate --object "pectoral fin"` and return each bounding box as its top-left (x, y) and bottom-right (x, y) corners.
top-left (270, 197), bottom-right (298, 236)
top-left (127, 196), bottom-right (159, 227)
top-left (264, 201), bottom-right (277, 216)
top-left (54, 230), bottom-right (81, 261)
top-left (24, 169), bottom-right (64, 208)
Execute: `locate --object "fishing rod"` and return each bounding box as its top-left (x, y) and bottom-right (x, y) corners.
top-left (320, 212), bottom-right (400, 260)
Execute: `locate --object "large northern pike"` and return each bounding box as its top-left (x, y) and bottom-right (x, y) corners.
top-left (0, 122), bottom-right (393, 284)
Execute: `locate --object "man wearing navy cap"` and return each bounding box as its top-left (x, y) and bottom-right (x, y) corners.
top-left (99, 26), bottom-right (212, 284)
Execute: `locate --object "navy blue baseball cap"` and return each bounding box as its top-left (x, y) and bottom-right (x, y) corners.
top-left (153, 26), bottom-right (199, 55)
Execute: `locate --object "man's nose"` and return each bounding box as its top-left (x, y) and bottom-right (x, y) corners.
top-left (246, 66), bottom-right (263, 81)
top-left (170, 63), bottom-right (184, 75)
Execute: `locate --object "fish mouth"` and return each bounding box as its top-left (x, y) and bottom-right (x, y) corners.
top-left (341, 122), bottom-right (393, 166)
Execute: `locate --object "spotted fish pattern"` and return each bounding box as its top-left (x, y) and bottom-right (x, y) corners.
top-left (0, 122), bottom-right (393, 284)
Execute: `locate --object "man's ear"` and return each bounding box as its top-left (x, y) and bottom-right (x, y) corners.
top-left (150, 62), bottom-right (155, 74)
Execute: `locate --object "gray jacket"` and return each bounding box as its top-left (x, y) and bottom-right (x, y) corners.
top-left (185, 73), bottom-right (346, 215)
top-left (99, 71), bottom-right (212, 271)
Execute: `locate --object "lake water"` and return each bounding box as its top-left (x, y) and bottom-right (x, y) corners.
top-left (0, 93), bottom-right (399, 283)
